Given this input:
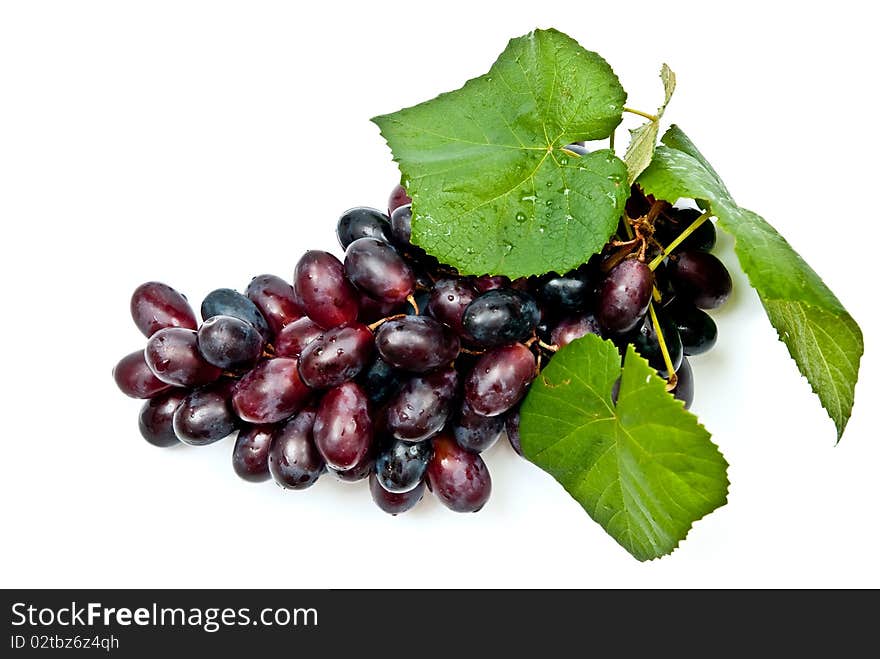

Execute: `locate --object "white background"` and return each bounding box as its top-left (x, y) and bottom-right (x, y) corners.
top-left (1, 1), bottom-right (877, 588)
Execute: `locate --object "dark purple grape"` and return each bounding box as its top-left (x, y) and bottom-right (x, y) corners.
top-left (505, 409), bottom-right (523, 456)
top-left (231, 358), bottom-right (311, 424)
top-left (386, 367), bottom-right (458, 442)
top-left (130, 282), bottom-right (198, 338)
top-left (298, 322), bottom-right (374, 389)
top-left (427, 434), bottom-right (491, 513)
top-left (201, 288), bottom-right (270, 341)
top-left (337, 207), bottom-right (393, 249)
top-left (672, 358), bottom-right (695, 409)
top-left (344, 238), bottom-right (415, 305)
top-left (452, 401), bottom-right (505, 453)
top-left (197, 315), bottom-right (264, 371)
top-left (245, 274), bottom-right (303, 336)
top-left (358, 357), bottom-right (405, 406)
top-left (172, 381), bottom-right (238, 446)
top-left (536, 271), bottom-right (592, 312)
top-left (138, 390), bottom-right (187, 447)
top-left (464, 343), bottom-right (535, 417)
top-left (375, 438), bottom-right (432, 494)
top-left (462, 289), bottom-right (540, 348)
top-left (550, 313), bottom-right (603, 348)
top-left (666, 301), bottom-right (718, 356)
top-left (597, 259), bottom-right (654, 333)
top-left (671, 357), bottom-right (694, 410)
top-left (625, 307), bottom-right (683, 379)
top-left (625, 184), bottom-right (653, 220)
top-left (427, 278), bottom-right (478, 337)
top-left (269, 409), bottom-right (324, 490)
top-left (274, 317), bottom-right (323, 359)
top-left (232, 425), bottom-right (274, 482)
top-left (293, 250), bottom-right (360, 330)
top-left (375, 316), bottom-right (460, 373)
top-left (389, 204), bottom-right (412, 245)
top-left (667, 251), bottom-right (732, 310)
top-left (655, 207), bottom-right (716, 252)
top-left (473, 275), bottom-right (511, 293)
top-left (330, 450), bottom-right (375, 483)
top-left (312, 382), bottom-right (372, 471)
top-left (357, 293), bottom-right (400, 324)
top-left (388, 184), bottom-right (411, 215)
top-left (113, 350), bottom-right (174, 399)
top-left (145, 328), bottom-right (223, 388)
top-left (370, 474), bottom-right (424, 515)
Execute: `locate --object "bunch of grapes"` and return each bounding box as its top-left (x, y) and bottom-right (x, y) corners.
top-left (113, 171), bottom-right (732, 515)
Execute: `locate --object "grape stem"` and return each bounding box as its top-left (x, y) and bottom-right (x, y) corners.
top-left (648, 303), bottom-right (678, 391)
top-left (624, 107), bottom-right (660, 122)
top-left (537, 339), bottom-right (559, 353)
top-left (367, 314), bottom-right (406, 331)
top-left (406, 294), bottom-right (420, 316)
top-left (648, 210), bottom-right (712, 271)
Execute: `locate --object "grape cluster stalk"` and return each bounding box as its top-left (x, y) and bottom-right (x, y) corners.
top-left (114, 171), bottom-right (732, 515)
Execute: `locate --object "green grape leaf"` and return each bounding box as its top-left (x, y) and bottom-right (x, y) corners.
top-left (520, 334), bottom-right (729, 561)
top-left (372, 28), bottom-right (629, 278)
top-left (623, 64), bottom-right (676, 185)
top-left (638, 126), bottom-right (864, 440)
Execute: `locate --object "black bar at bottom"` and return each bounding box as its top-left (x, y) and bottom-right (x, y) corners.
top-left (1, 589), bottom-right (874, 654)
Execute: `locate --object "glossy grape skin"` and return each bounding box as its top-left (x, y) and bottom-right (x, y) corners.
top-left (138, 390), bottom-right (187, 447)
top-left (269, 409), bottom-right (324, 490)
top-left (201, 288), bottom-right (270, 341)
top-left (597, 259), bottom-right (654, 333)
top-left (274, 317), bottom-right (323, 359)
top-left (464, 343), bottom-right (536, 417)
top-left (113, 350), bottom-right (174, 399)
top-left (536, 271), bottom-right (592, 312)
top-left (473, 275), bottom-right (511, 293)
top-left (370, 474), bottom-right (424, 515)
top-left (462, 289), bottom-right (541, 348)
top-left (388, 183), bottom-right (411, 215)
top-left (452, 402), bottom-right (505, 453)
top-left (505, 409), bottom-right (523, 457)
top-left (144, 328), bottom-right (223, 388)
top-left (666, 302), bottom-right (718, 356)
top-left (672, 358), bottom-right (695, 409)
top-left (293, 251), bottom-right (360, 329)
top-left (667, 251), bottom-right (732, 310)
top-left (232, 425), bottom-right (274, 482)
top-left (330, 450), bottom-right (375, 483)
top-left (130, 282), bottom-right (198, 338)
top-left (655, 208), bottom-right (716, 252)
top-left (389, 204), bottom-right (412, 245)
top-left (427, 278), bottom-right (478, 337)
top-left (626, 308), bottom-right (684, 379)
top-left (231, 358), bottom-right (311, 424)
top-left (550, 313), bottom-right (603, 348)
top-left (426, 434), bottom-right (491, 513)
top-left (375, 316), bottom-right (460, 373)
top-left (358, 357), bottom-right (405, 406)
top-left (298, 322), bottom-right (374, 389)
top-left (172, 381), bottom-right (238, 446)
top-left (337, 207), bottom-right (393, 249)
top-left (357, 293), bottom-right (400, 324)
top-left (386, 367), bottom-right (458, 442)
top-left (344, 238), bottom-right (415, 305)
top-left (375, 438), bottom-right (433, 494)
top-left (245, 274), bottom-right (303, 336)
top-left (312, 382), bottom-right (372, 471)
top-left (197, 315), bottom-right (264, 371)
top-left (564, 143), bottom-right (590, 156)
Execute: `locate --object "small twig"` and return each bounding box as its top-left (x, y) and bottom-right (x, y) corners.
top-left (624, 106), bottom-right (660, 122)
top-left (406, 294), bottom-right (420, 316)
top-left (538, 339), bottom-right (559, 353)
top-left (368, 314), bottom-right (406, 331)
top-left (648, 211), bottom-right (711, 271)
top-left (648, 303), bottom-right (678, 391)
